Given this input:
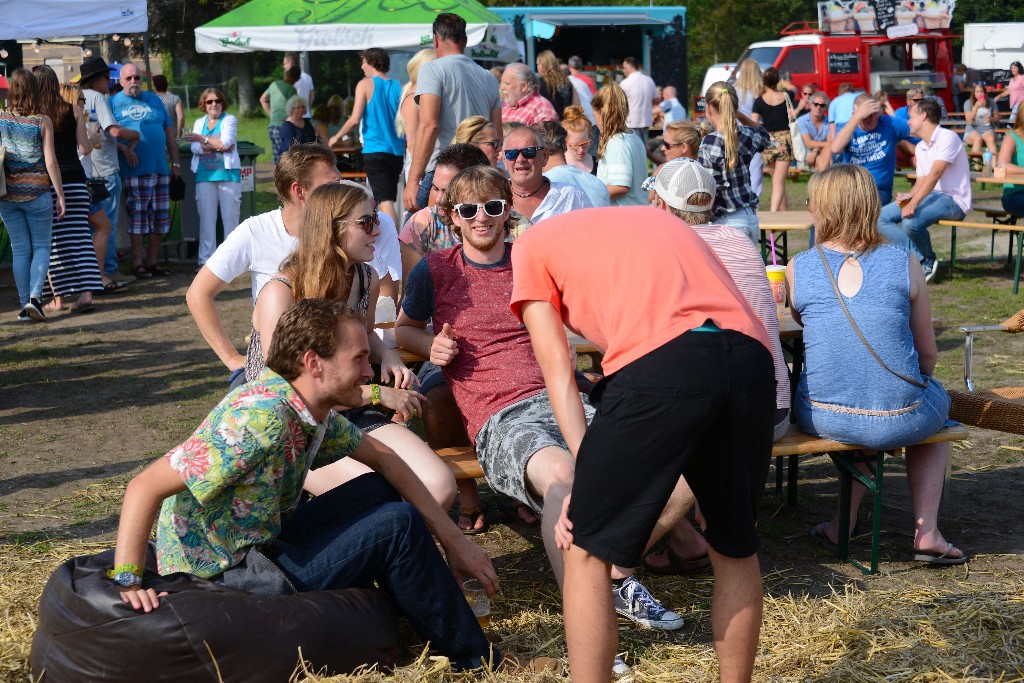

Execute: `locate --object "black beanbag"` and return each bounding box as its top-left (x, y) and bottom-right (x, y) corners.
top-left (31, 548), bottom-right (401, 682)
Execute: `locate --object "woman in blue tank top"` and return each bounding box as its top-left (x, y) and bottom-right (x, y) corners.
top-left (785, 164), bottom-right (966, 565)
top-left (329, 48), bottom-right (405, 226)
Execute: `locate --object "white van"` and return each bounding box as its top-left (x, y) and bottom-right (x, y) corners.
top-left (701, 63), bottom-right (736, 96)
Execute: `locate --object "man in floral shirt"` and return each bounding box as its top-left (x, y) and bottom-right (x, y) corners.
top-left (110, 299), bottom-right (500, 670)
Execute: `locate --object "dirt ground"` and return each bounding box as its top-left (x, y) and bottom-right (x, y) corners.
top-left (2, 222), bottom-right (1024, 680)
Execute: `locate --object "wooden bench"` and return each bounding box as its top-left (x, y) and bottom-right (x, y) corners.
top-left (938, 217), bottom-right (1024, 293)
top-left (438, 423), bottom-right (968, 575)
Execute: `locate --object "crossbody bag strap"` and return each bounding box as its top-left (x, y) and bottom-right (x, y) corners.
top-left (815, 246), bottom-right (928, 389)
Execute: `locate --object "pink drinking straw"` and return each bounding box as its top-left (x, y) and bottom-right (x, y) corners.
top-left (770, 231), bottom-right (777, 266)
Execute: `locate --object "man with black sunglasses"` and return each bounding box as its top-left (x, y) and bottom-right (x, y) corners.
top-left (397, 167), bottom-right (686, 679)
top-left (504, 126), bottom-right (590, 223)
top-left (796, 93), bottom-right (832, 172)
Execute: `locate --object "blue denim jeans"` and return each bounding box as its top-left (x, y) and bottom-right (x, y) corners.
top-left (878, 192), bottom-right (965, 264)
top-left (1003, 192), bottom-right (1024, 217)
top-left (94, 173), bottom-right (123, 275)
top-left (0, 193), bottom-right (54, 307)
top-left (718, 206), bottom-right (760, 245)
top-left (416, 170), bottom-right (434, 212)
top-left (264, 473), bottom-right (494, 670)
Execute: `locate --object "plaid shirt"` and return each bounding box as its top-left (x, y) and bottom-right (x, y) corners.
top-left (698, 124), bottom-right (769, 217)
top-left (502, 91), bottom-right (559, 126)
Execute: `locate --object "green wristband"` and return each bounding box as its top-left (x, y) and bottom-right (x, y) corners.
top-left (106, 563), bottom-right (143, 579)
top-left (370, 384), bottom-right (381, 406)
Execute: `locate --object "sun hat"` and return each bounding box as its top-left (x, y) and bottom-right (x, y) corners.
top-left (79, 57), bottom-right (112, 83)
top-left (653, 158), bottom-right (717, 212)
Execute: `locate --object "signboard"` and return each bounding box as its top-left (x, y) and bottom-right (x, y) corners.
top-left (817, 1), bottom-right (955, 33)
top-left (828, 52), bottom-right (860, 74)
top-left (240, 165), bottom-right (255, 193)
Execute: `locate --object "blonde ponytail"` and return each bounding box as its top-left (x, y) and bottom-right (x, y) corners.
top-left (707, 82), bottom-right (740, 170)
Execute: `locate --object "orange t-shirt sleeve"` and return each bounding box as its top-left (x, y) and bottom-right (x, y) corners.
top-left (510, 239), bottom-right (561, 323)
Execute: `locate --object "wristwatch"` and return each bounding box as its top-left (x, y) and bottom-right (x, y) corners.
top-left (203, 137), bottom-right (210, 145)
top-left (111, 571), bottom-right (143, 588)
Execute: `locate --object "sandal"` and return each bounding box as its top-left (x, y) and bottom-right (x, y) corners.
top-left (913, 542), bottom-right (967, 565)
top-left (642, 545), bottom-right (712, 576)
top-left (457, 501), bottom-right (489, 535)
top-left (101, 280), bottom-right (126, 293)
top-left (146, 263), bottom-right (172, 277)
top-left (132, 264), bottom-right (153, 279)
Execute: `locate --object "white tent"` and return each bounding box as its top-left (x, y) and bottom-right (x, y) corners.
top-left (0, 0), bottom-right (148, 40)
top-left (194, 0), bottom-right (517, 61)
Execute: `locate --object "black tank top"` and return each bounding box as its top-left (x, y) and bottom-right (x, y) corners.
top-left (53, 104), bottom-right (87, 184)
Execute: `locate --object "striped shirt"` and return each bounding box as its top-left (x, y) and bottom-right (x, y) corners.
top-left (0, 110), bottom-right (50, 202)
top-left (691, 222), bottom-right (790, 411)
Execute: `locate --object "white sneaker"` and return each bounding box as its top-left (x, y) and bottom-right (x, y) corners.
top-left (613, 576), bottom-right (684, 630)
top-left (613, 655), bottom-right (632, 679)
top-left (922, 260), bottom-right (938, 283)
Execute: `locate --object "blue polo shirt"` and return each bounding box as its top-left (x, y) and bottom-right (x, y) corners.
top-left (109, 90), bottom-right (172, 177)
top-left (841, 115), bottom-right (910, 198)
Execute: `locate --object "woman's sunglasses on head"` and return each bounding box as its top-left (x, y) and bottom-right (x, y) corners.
top-left (452, 200), bottom-right (508, 220)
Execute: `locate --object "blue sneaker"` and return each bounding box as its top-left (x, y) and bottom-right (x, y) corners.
top-left (613, 576), bottom-right (684, 630)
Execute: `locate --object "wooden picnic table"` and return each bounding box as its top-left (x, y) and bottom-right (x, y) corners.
top-left (903, 171), bottom-right (1024, 186)
top-left (758, 210), bottom-right (814, 263)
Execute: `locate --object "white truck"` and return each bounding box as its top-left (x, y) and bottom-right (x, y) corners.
top-left (963, 23), bottom-right (1024, 71)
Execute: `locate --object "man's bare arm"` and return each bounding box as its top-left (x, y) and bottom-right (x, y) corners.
top-left (186, 267), bottom-right (246, 372)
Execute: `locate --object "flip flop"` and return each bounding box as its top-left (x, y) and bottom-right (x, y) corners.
top-left (146, 264), bottom-right (172, 277)
top-left (133, 264), bottom-right (153, 279)
top-left (810, 521), bottom-right (839, 553)
top-left (457, 501), bottom-right (489, 535)
top-left (69, 303), bottom-right (96, 315)
top-left (101, 280), bottom-right (126, 293)
top-left (913, 542), bottom-right (967, 565)
top-left (642, 545), bottom-right (712, 576)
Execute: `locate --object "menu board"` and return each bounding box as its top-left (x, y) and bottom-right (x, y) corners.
top-left (817, 1), bottom-right (956, 33)
top-left (828, 52), bottom-right (860, 74)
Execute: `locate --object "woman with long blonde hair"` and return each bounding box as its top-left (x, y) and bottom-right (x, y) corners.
top-left (733, 58), bottom-right (765, 200)
top-left (697, 82), bottom-right (769, 243)
top-left (396, 48), bottom-right (437, 182)
top-left (249, 182), bottom-right (456, 507)
top-left (591, 83), bottom-right (647, 205)
top-left (536, 50), bottom-right (578, 118)
top-left (787, 164), bottom-right (965, 566)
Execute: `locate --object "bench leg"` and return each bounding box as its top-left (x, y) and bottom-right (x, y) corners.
top-left (788, 454), bottom-right (798, 506)
top-left (775, 455), bottom-right (784, 495)
top-left (1015, 232), bottom-right (1023, 295)
top-left (949, 226), bottom-right (957, 271)
top-left (831, 450), bottom-right (884, 575)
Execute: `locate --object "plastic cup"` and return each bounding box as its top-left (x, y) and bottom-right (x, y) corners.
top-left (463, 579), bottom-right (491, 628)
top-left (766, 265), bottom-right (787, 307)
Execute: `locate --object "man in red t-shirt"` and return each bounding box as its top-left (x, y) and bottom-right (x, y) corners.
top-left (396, 167), bottom-right (695, 673)
top-left (510, 205), bottom-right (775, 683)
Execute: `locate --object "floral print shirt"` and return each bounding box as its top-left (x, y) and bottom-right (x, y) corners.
top-left (155, 368), bottom-right (362, 578)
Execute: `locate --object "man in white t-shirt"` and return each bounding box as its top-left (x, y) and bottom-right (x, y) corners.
top-left (535, 122), bottom-right (609, 208)
top-left (401, 12), bottom-right (503, 213)
top-left (284, 52), bottom-right (314, 119)
top-left (619, 57), bottom-right (657, 143)
top-left (186, 143), bottom-right (403, 382)
top-left (504, 126), bottom-right (591, 224)
top-left (877, 98), bottom-right (971, 282)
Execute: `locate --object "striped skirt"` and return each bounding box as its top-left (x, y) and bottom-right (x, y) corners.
top-left (45, 183), bottom-right (103, 297)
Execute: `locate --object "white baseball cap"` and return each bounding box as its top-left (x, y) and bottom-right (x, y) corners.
top-left (654, 158), bottom-right (717, 212)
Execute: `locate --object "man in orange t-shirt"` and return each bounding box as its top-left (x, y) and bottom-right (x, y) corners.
top-left (510, 205), bottom-right (775, 683)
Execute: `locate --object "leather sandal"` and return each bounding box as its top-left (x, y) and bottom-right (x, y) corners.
top-left (641, 545), bottom-right (712, 576)
top-left (457, 501), bottom-right (488, 535)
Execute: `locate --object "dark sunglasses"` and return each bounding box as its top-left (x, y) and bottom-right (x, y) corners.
top-left (662, 140), bottom-right (686, 150)
top-left (453, 200), bottom-right (507, 220)
top-left (811, 102), bottom-right (827, 108)
top-left (802, 91), bottom-right (814, 96)
top-left (205, 98), bottom-right (224, 105)
top-left (504, 146), bottom-right (540, 161)
top-left (122, 75), bottom-right (141, 82)
top-left (335, 211), bottom-right (380, 235)
top-left (475, 139), bottom-right (501, 149)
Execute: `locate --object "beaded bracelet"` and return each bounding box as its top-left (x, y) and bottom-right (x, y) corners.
top-left (106, 563), bottom-right (143, 578)
top-left (370, 384), bottom-right (382, 406)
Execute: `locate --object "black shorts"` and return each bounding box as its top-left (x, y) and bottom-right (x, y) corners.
top-left (362, 153), bottom-right (404, 203)
top-left (569, 330), bottom-right (775, 567)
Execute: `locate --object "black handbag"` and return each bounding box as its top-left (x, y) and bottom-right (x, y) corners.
top-left (86, 177), bottom-right (111, 203)
top-left (169, 173), bottom-right (186, 202)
